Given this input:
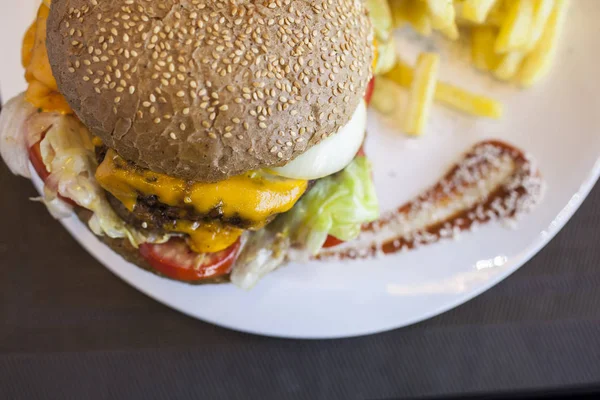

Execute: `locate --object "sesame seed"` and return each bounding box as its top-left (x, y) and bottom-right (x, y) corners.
top-left (63, 0), bottom-right (372, 167)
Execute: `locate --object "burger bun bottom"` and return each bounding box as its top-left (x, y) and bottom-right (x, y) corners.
top-left (74, 208), bottom-right (230, 285)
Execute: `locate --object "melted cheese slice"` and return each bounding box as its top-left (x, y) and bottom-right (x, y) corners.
top-left (96, 150), bottom-right (308, 252)
top-left (167, 221), bottom-right (243, 254)
top-left (22, 3), bottom-right (72, 114)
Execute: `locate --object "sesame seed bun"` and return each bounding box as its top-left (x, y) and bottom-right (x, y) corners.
top-left (47, 0), bottom-right (374, 182)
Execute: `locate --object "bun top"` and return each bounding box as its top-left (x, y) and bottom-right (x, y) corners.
top-left (47, 0), bottom-right (373, 182)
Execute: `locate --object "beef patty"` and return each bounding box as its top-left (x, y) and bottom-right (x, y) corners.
top-left (96, 145), bottom-right (313, 233)
top-left (106, 192), bottom-right (255, 232)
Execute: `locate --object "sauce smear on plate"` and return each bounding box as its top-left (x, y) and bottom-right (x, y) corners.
top-left (319, 140), bottom-right (544, 260)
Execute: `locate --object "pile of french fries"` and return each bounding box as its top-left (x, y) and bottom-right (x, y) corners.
top-left (367, 0), bottom-right (569, 135)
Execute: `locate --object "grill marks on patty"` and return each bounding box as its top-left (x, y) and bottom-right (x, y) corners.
top-left (106, 192), bottom-right (252, 233)
top-left (95, 145), bottom-right (282, 233)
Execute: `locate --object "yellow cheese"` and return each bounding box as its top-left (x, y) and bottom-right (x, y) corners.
top-left (22, 3), bottom-right (72, 114)
top-left (167, 221), bottom-right (243, 254)
top-left (96, 150), bottom-right (308, 250)
top-left (372, 38), bottom-right (379, 71)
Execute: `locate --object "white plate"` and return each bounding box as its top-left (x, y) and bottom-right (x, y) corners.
top-left (2, 1), bottom-right (600, 339)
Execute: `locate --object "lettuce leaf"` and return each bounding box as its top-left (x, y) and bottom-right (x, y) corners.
top-left (286, 156), bottom-right (379, 255)
top-left (366, 0), bottom-right (393, 42)
top-left (230, 229), bottom-right (289, 290)
top-left (0, 94), bottom-right (37, 178)
top-left (37, 113), bottom-right (168, 247)
top-left (231, 157), bottom-right (379, 288)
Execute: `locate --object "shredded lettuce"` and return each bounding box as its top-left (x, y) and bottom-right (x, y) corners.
top-left (231, 157), bottom-right (379, 288)
top-left (366, 0), bottom-right (393, 42)
top-left (0, 94), bottom-right (37, 178)
top-left (286, 156), bottom-right (379, 255)
top-left (0, 93), bottom-right (167, 248)
top-left (37, 113), bottom-right (168, 247)
top-left (230, 230), bottom-right (289, 290)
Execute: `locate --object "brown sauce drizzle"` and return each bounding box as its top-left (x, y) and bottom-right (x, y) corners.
top-left (318, 140), bottom-right (544, 261)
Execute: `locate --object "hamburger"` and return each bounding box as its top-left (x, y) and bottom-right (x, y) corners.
top-left (1, 0), bottom-right (379, 288)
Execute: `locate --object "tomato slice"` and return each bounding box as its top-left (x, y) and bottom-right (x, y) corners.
top-left (364, 77), bottom-right (375, 106)
top-left (29, 141), bottom-right (50, 181)
top-left (356, 145), bottom-right (366, 157)
top-left (323, 235), bottom-right (345, 248)
top-left (324, 142), bottom-right (370, 248)
top-left (28, 140), bottom-right (76, 206)
top-left (139, 238), bottom-right (242, 282)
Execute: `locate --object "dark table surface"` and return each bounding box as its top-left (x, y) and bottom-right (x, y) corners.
top-left (1, 158), bottom-right (600, 400)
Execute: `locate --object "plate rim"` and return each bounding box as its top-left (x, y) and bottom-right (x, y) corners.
top-left (31, 157), bottom-right (600, 339)
top-left (12, 0), bottom-right (600, 339)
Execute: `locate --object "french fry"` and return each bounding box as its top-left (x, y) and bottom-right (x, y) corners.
top-left (370, 76), bottom-right (404, 115)
top-left (462, 0), bottom-right (498, 24)
top-left (404, 53), bottom-right (440, 135)
top-left (519, 0), bottom-right (569, 87)
top-left (495, 0), bottom-right (534, 53)
top-left (389, 0), bottom-right (411, 29)
top-left (374, 38), bottom-right (398, 76)
top-left (485, 4), bottom-right (507, 28)
top-left (385, 61), bottom-right (503, 119)
top-left (494, 52), bottom-right (526, 80)
top-left (384, 61), bottom-right (414, 87)
top-left (527, 0), bottom-right (555, 50)
top-left (439, 22), bottom-right (460, 41)
top-left (425, 0), bottom-right (459, 39)
top-left (426, 0), bottom-right (454, 27)
top-left (378, 0), bottom-right (569, 96)
top-left (471, 26), bottom-right (501, 71)
top-left (366, 0), bottom-right (394, 41)
top-left (402, 0), bottom-right (433, 36)
top-left (435, 83), bottom-right (503, 119)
